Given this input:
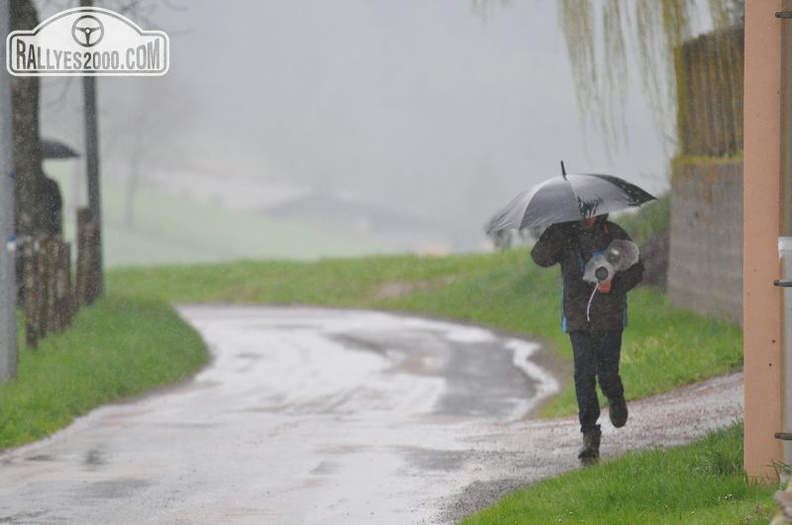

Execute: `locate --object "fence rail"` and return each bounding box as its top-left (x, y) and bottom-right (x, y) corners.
top-left (675, 24), bottom-right (744, 157)
top-left (18, 207), bottom-right (101, 349)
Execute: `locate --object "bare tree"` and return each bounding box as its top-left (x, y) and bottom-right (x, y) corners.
top-left (36, 0), bottom-right (191, 230)
top-left (101, 76), bottom-right (195, 228)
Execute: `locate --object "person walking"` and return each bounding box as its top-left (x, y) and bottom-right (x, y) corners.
top-left (531, 214), bottom-right (643, 465)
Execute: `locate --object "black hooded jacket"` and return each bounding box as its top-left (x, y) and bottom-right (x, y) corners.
top-left (530, 219), bottom-right (643, 333)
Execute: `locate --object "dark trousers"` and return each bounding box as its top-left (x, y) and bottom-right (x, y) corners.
top-left (570, 330), bottom-right (625, 433)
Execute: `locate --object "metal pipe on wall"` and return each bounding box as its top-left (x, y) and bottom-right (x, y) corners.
top-left (777, 0), bottom-right (792, 463)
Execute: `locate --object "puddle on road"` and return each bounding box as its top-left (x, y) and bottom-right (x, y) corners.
top-left (73, 478), bottom-right (151, 500)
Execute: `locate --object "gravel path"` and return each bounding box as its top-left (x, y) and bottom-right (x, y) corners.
top-left (441, 372), bottom-right (744, 523)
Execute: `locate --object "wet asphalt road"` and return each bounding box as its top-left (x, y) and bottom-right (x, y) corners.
top-left (0, 306), bottom-right (562, 524)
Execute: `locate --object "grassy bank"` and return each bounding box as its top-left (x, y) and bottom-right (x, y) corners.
top-left (462, 423), bottom-right (773, 525)
top-left (0, 295), bottom-right (207, 449)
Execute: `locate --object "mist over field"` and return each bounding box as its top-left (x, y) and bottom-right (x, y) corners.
top-left (36, 1), bottom-right (712, 263)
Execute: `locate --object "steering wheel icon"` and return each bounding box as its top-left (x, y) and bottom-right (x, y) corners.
top-left (72, 15), bottom-right (104, 47)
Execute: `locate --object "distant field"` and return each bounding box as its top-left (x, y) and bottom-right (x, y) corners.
top-left (47, 166), bottom-right (386, 267)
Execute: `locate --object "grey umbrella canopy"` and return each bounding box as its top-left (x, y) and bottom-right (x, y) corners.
top-left (486, 164), bottom-right (656, 233)
top-left (41, 138), bottom-right (80, 160)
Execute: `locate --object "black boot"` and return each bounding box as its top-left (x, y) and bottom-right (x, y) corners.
top-left (578, 426), bottom-right (601, 466)
top-left (609, 396), bottom-right (628, 428)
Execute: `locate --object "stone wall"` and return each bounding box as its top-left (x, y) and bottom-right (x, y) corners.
top-left (668, 159), bottom-right (743, 325)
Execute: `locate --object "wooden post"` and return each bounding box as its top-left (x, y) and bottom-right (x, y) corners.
top-left (76, 208), bottom-right (88, 306)
top-left (45, 238), bottom-right (59, 334)
top-left (743, 0), bottom-right (784, 480)
top-left (36, 237), bottom-right (50, 340)
top-left (76, 207), bottom-right (100, 306)
top-left (21, 237), bottom-right (38, 349)
top-left (56, 241), bottom-right (73, 330)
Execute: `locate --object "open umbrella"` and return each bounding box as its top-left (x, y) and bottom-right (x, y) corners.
top-left (486, 162), bottom-right (656, 233)
top-left (41, 138), bottom-right (80, 160)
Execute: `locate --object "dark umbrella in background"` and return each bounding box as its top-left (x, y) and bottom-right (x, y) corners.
top-left (40, 138), bottom-right (80, 160)
top-left (39, 139), bottom-right (80, 237)
top-left (486, 161), bottom-right (656, 233)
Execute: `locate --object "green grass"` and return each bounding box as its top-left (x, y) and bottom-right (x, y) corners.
top-left (0, 295), bottom-right (207, 449)
top-left (99, 182), bottom-right (385, 266)
top-left (614, 194), bottom-right (670, 246)
top-left (461, 423), bottom-right (774, 525)
top-left (49, 166), bottom-right (385, 268)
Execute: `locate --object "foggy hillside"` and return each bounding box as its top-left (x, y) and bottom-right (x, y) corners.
top-left (36, 1), bottom-right (709, 262)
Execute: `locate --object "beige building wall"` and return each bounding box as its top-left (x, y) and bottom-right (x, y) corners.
top-left (668, 160), bottom-right (743, 326)
top-left (744, 0), bottom-right (784, 480)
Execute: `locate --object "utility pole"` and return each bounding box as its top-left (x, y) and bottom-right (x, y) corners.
top-left (0, 0), bottom-right (17, 382)
top-left (81, 0), bottom-right (104, 297)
